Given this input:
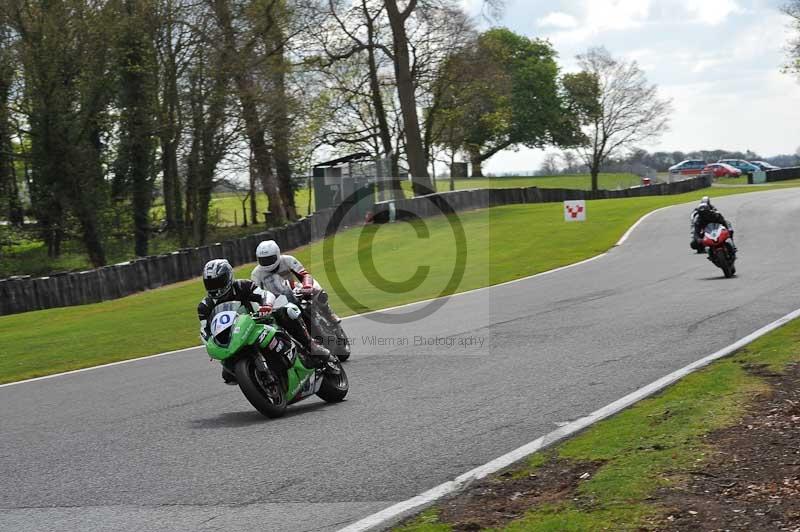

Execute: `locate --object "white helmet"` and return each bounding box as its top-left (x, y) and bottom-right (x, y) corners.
top-left (256, 240), bottom-right (281, 272)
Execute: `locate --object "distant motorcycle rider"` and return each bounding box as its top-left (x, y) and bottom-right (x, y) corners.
top-left (251, 240), bottom-right (340, 323)
top-left (690, 197), bottom-right (736, 254)
top-left (198, 259), bottom-right (332, 384)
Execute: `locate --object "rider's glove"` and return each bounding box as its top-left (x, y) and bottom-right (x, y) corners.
top-left (300, 286), bottom-right (313, 299)
top-left (258, 304), bottom-right (272, 316)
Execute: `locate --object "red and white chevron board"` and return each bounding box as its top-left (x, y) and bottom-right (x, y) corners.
top-left (564, 200), bottom-right (586, 222)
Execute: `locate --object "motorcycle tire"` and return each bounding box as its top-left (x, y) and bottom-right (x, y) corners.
top-left (715, 249), bottom-right (734, 278)
top-left (317, 361), bottom-right (349, 403)
top-left (333, 325), bottom-right (350, 362)
top-left (235, 357), bottom-right (287, 418)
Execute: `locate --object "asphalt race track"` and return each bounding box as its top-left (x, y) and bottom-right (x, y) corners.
top-left (3, 188), bottom-right (800, 532)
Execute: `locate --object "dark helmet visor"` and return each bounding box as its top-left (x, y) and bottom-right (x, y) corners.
top-left (204, 275), bottom-right (229, 292)
top-left (258, 255), bottom-right (278, 267)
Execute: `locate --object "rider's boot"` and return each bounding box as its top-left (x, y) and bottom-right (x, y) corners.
top-left (317, 290), bottom-right (341, 323)
top-left (284, 316), bottom-right (334, 365)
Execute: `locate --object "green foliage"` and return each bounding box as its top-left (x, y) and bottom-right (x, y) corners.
top-left (561, 71), bottom-right (601, 126)
top-left (435, 28), bottom-right (583, 165)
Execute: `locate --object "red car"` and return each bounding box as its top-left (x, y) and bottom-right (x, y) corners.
top-left (702, 163), bottom-right (742, 178)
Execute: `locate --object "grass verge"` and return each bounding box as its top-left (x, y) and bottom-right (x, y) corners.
top-left (395, 317), bottom-right (800, 531)
top-left (0, 185), bottom-right (796, 383)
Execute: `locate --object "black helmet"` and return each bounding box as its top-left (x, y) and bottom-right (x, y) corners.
top-left (203, 259), bottom-right (233, 299)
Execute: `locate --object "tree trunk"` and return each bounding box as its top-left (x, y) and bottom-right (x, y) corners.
top-left (449, 150), bottom-right (455, 191)
top-left (363, 2), bottom-right (404, 201)
top-left (266, 15), bottom-right (297, 221)
top-left (212, 0), bottom-right (286, 224)
top-left (248, 156), bottom-right (258, 225)
top-left (116, 0), bottom-right (158, 257)
top-left (384, 0), bottom-right (433, 196)
top-left (469, 147), bottom-right (484, 178)
top-left (591, 163), bottom-right (599, 192)
top-left (160, 75), bottom-right (182, 235)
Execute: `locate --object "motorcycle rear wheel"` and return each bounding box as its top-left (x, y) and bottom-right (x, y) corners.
top-left (235, 357), bottom-right (287, 418)
top-left (333, 325), bottom-right (351, 362)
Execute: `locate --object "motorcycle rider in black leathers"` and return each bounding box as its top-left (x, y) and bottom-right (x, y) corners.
top-left (197, 259), bottom-right (333, 384)
top-left (690, 197), bottom-right (736, 254)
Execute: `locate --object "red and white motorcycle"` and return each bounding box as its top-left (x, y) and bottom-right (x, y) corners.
top-left (701, 223), bottom-right (737, 278)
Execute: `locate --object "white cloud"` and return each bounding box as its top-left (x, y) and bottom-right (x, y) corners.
top-left (537, 12), bottom-right (579, 29)
top-left (540, 0), bottom-right (652, 46)
top-left (584, 0), bottom-right (651, 32)
top-left (683, 0), bottom-right (743, 26)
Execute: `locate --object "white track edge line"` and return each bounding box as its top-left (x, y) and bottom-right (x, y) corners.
top-left (0, 346), bottom-right (201, 389)
top-left (339, 307), bottom-right (800, 532)
top-left (0, 203), bottom-right (677, 389)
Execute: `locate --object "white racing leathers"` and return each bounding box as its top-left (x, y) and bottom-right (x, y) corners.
top-left (250, 255), bottom-right (337, 321)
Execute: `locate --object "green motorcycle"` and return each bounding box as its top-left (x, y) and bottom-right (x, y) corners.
top-left (203, 298), bottom-right (348, 418)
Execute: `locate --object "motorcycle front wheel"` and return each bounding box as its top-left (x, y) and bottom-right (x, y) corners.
top-left (235, 357), bottom-right (287, 418)
top-left (715, 248), bottom-right (734, 278)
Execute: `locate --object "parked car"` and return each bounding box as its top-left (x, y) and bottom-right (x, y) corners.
top-left (750, 161), bottom-right (780, 171)
top-left (702, 163), bottom-right (742, 178)
top-left (668, 159), bottom-right (707, 175)
top-left (718, 159), bottom-right (760, 174)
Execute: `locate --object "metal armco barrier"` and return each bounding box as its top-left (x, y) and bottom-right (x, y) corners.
top-left (0, 175), bottom-right (711, 316)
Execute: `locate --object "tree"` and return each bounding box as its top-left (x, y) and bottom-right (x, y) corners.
top-left (560, 150), bottom-right (580, 174)
top-left (181, 7), bottom-right (237, 245)
top-left (210, 0), bottom-right (287, 224)
top-left (11, 0), bottom-right (115, 265)
top-left (384, 0), bottom-right (434, 194)
top-left (320, 0), bottom-right (406, 200)
top-left (571, 47), bottom-right (672, 191)
top-left (114, 0), bottom-right (159, 257)
top-left (785, 1), bottom-right (800, 74)
top-left (0, 20), bottom-right (23, 225)
top-left (435, 28), bottom-right (584, 178)
top-left (540, 153), bottom-right (560, 175)
top-left (155, 0), bottom-right (195, 238)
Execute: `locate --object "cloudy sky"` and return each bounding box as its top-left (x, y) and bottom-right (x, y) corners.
top-left (460, 0), bottom-right (800, 173)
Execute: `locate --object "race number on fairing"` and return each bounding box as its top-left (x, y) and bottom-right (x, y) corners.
top-left (211, 311), bottom-right (238, 337)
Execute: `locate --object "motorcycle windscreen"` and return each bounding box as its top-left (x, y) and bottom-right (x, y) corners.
top-left (703, 223), bottom-right (724, 243)
top-left (209, 302), bottom-right (250, 347)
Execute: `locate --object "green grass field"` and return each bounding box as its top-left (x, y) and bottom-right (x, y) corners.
top-left (1, 185), bottom-right (797, 383)
top-left (396, 316), bottom-right (800, 531)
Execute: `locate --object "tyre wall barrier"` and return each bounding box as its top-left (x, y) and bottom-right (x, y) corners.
top-left (0, 176), bottom-right (710, 316)
top-left (765, 167), bottom-right (800, 182)
top-left (0, 207), bottom-right (354, 316)
top-left (372, 174), bottom-right (712, 223)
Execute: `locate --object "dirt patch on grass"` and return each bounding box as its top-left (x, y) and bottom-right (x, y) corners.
top-left (653, 362), bottom-right (800, 531)
top-left (435, 457), bottom-right (604, 531)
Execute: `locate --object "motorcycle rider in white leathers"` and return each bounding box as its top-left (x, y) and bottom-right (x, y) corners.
top-left (250, 240), bottom-right (341, 323)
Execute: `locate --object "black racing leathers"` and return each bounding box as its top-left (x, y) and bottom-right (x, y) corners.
top-left (197, 279), bottom-right (264, 338)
